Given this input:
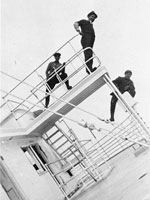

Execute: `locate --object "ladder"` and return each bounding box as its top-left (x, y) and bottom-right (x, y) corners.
top-left (43, 122), bottom-right (102, 199)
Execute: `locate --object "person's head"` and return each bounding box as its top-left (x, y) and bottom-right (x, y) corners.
top-left (87, 11), bottom-right (98, 22)
top-left (53, 52), bottom-right (61, 61)
top-left (124, 70), bottom-right (132, 79)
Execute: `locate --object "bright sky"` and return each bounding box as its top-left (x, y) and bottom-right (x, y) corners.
top-left (1, 0), bottom-right (150, 128)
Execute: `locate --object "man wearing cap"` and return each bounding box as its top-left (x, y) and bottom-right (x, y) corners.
top-left (45, 53), bottom-right (72, 108)
top-left (109, 70), bottom-right (136, 121)
top-left (74, 11), bottom-right (98, 74)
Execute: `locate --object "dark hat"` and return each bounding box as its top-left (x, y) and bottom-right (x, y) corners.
top-left (53, 52), bottom-right (61, 57)
top-left (125, 70), bottom-right (132, 75)
top-left (87, 11), bottom-right (98, 19)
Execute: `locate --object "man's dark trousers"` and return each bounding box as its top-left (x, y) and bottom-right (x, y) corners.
top-left (81, 34), bottom-right (95, 72)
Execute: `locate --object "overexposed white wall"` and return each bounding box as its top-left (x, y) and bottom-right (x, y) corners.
top-left (0, 137), bottom-right (64, 200)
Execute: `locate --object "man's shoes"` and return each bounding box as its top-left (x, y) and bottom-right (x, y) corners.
top-left (106, 118), bottom-right (115, 123)
top-left (90, 67), bottom-right (97, 72)
top-left (86, 67), bottom-right (97, 74)
top-left (86, 69), bottom-right (90, 74)
top-left (67, 85), bottom-right (72, 90)
top-left (110, 117), bottom-right (114, 122)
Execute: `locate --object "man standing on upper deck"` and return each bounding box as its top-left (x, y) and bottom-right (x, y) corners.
top-left (74, 11), bottom-right (98, 74)
top-left (45, 53), bottom-right (72, 108)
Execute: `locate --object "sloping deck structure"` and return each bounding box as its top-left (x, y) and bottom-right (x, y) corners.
top-left (0, 35), bottom-right (150, 200)
top-left (0, 65), bottom-right (108, 138)
top-left (72, 147), bottom-right (150, 200)
top-left (1, 35), bottom-right (108, 138)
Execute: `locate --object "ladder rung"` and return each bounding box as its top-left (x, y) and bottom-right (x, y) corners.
top-left (60, 148), bottom-right (78, 157)
top-left (46, 130), bottom-right (60, 140)
top-left (55, 140), bottom-right (70, 151)
top-left (51, 135), bottom-right (65, 145)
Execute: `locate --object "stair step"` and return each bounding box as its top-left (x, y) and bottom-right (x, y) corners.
top-left (46, 130), bottom-right (60, 140)
top-left (51, 135), bottom-right (65, 145)
top-left (55, 140), bottom-right (70, 151)
top-left (60, 148), bottom-right (79, 158)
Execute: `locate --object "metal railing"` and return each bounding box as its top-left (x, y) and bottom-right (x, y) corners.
top-left (42, 114), bottom-right (149, 199)
top-left (0, 35), bottom-right (102, 124)
top-left (44, 137), bottom-right (108, 200)
top-left (43, 116), bottom-right (148, 199)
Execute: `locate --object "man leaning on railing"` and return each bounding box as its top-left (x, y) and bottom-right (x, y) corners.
top-left (108, 70), bottom-right (136, 122)
top-left (45, 53), bottom-right (72, 108)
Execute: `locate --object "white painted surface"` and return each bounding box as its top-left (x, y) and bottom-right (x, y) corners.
top-left (0, 184), bottom-right (10, 200)
top-left (1, 136), bottom-right (150, 200)
top-left (0, 137), bottom-right (64, 200)
top-left (0, 109), bottom-right (35, 129)
top-left (72, 148), bottom-right (150, 200)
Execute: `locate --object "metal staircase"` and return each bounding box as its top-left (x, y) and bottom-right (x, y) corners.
top-left (42, 120), bottom-right (109, 199)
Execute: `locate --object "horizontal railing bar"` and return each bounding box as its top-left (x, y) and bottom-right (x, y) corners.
top-left (1, 47), bottom-right (93, 114)
top-left (2, 34), bottom-right (79, 100)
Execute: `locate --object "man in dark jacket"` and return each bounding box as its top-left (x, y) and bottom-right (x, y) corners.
top-left (45, 53), bottom-right (72, 108)
top-left (74, 11), bottom-right (98, 74)
top-left (109, 70), bottom-right (136, 121)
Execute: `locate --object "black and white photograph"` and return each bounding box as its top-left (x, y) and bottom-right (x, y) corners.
top-left (0, 1), bottom-right (150, 200)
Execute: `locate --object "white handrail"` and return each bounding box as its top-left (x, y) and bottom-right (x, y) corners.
top-left (2, 34), bottom-right (80, 99)
top-left (1, 48), bottom-right (104, 123)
